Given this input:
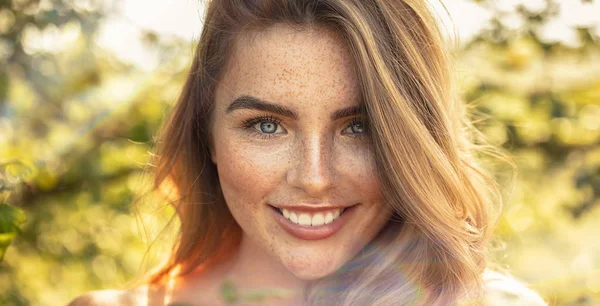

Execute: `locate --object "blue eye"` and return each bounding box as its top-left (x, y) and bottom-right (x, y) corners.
top-left (259, 122), bottom-right (278, 133)
top-left (350, 120), bottom-right (365, 133)
top-left (343, 118), bottom-right (368, 137)
top-left (242, 115), bottom-right (285, 139)
top-left (241, 115), bottom-right (368, 140)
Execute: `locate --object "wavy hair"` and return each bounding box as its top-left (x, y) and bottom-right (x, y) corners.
top-left (130, 0), bottom-right (514, 305)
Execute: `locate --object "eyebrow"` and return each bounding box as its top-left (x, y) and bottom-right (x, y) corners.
top-left (226, 95), bottom-right (366, 121)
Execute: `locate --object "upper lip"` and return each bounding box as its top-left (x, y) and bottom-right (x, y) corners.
top-left (269, 203), bottom-right (357, 213)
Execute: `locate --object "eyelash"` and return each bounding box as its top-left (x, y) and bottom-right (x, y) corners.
top-left (241, 115), bottom-right (368, 140)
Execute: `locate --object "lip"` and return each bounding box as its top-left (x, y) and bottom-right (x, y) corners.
top-left (269, 204), bottom-right (358, 240)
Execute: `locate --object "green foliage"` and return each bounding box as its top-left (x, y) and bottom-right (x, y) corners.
top-left (221, 280), bottom-right (240, 305)
top-left (458, 1), bottom-right (600, 304)
top-left (219, 280), bottom-right (293, 305)
top-left (0, 204), bottom-right (26, 261)
top-left (0, 160), bottom-right (30, 262)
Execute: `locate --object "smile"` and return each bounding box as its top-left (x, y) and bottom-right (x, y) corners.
top-left (277, 207), bottom-right (347, 226)
top-left (269, 204), bottom-right (358, 240)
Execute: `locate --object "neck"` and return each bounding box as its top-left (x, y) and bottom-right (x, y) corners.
top-left (222, 234), bottom-right (308, 305)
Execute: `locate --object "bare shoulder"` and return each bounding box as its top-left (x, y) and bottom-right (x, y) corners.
top-left (66, 285), bottom-right (151, 306)
top-left (482, 269), bottom-right (548, 306)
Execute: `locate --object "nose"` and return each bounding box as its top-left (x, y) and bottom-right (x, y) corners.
top-left (286, 134), bottom-right (335, 196)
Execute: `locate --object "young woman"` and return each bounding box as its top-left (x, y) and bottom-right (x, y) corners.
top-left (69, 0), bottom-right (547, 305)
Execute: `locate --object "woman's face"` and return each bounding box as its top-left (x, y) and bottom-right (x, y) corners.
top-left (210, 24), bottom-right (392, 280)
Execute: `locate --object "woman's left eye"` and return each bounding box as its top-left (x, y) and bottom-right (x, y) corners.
top-left (342, 118), bottom-right (368, 137)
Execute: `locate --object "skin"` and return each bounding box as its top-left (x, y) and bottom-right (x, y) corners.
top-left (204, 24), bottom-right (392, 304)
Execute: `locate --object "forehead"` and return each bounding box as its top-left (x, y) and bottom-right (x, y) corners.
top-left (216, 24), bottom-right (360, 111)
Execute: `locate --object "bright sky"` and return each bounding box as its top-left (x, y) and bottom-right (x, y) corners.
top-left (96, 0), bottom-right (600, 71)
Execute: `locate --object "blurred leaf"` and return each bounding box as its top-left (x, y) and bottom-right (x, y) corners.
top-left (0, 203), bottom-right (26, 261)
top-left (220, 280), bottom-right (239, 305)
top-left (0, 159), bottom-right (33, 186)
top-left (240, 287), bottom-right (291, 303)
top-left (0, 203), bottom-right (26, 233)
top-left (0, 232), bottom-right (17, 262)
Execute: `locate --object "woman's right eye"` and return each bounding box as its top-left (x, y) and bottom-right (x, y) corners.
top-left (242, 115), bottom-right (286, 139)
top-left (256, 121), bottom-right (279, 133)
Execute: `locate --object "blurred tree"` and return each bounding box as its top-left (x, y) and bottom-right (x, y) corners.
top-left (460, 0), bottom-right (600, 304)
top-left (464, 0), bottom-right (600, 217)
top-left (0, 0), bottom-right (189, 305)
top-left (0, 0), bottom-right (107, 265)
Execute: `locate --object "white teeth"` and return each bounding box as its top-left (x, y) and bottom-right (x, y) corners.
top-left (311, 213), bottom-right (325, 226)
top-left (298, 214), bottom-right (311, 226)
top-left (280, 208), bottom-right (344, 226)
top-left (290, 212), bottom-right (298, 223)
top-left (324, 212), bottom-right (333, 224)
top-left (333, 209), bottom-right (340, 219)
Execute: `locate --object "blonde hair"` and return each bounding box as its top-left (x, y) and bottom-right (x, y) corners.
top-left (130, 0), bottom-right (514, 305)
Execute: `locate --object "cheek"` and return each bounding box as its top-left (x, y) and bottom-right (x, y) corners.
top-left (340, 145), bottom-right (389, 238)
top-left (338, 143), bottom-right (382, 198)
top-left (214, 137), bottom-right (286, 216)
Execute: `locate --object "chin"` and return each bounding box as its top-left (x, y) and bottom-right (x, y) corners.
top-left (279, 251), bottom-right (347, 281)
top-left (289, 267), bottom-right (336, 281)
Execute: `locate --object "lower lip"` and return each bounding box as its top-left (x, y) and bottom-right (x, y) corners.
top-left (269, 205), bottom-right (358, 240)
